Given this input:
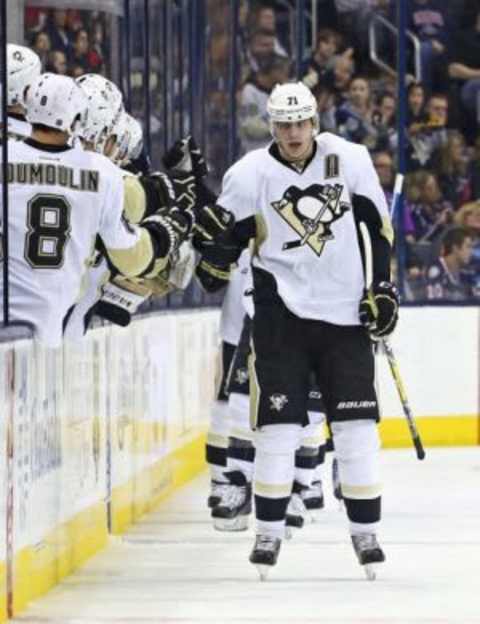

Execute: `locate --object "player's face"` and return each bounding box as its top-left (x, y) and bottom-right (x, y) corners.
top-left (274, 119), bottom-right (314, 162)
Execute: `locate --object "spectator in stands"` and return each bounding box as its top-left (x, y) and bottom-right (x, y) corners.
top-left (246, 28), bottom-right (276, 75)
top-left (302, 28), bottom-right (341, 89)
top-left (431, 130), bottom-right (472, 208)
top-left (334, 0), bottom-right (379, 71)
top-left (330, 53), bottom-right (354, 105)
top-left (239, 54), bottom-right (290, 153)
top-left (371, 91), bottom-right (396, 151)
top-left (407, 82), bottom-right (426, 128)
top-left (312, 82), bottom-right (337, 132)
top-left (45, 9), bottom-right (72, 55)
top-left (406, 92), bottom-right (449, 170)
top-left (68, 28), bottom-right (102, 73)
top-left (89, 18), bottom-right (107, 66)
top-left (454, 200), bottom-right (480, 295)
top-left (247, 3), bottom-right (288, 57)
top-left (373, 151), bottom-right (416, 237)
top-left (46, 49), bottom-right (68, 75)
top-left (406, 170), bottom-right (454, 242)
top-left (407, 0), bottom-right (451, 91)
top-left (30, 31), bottom-right (51, 70)
top-left (425, 226), bottom-right (474, 300)
top-left (448, 7), bottom-right (480, 139)
top-left (25, 7), bottom-right (48, 32)
top-left (336, 75), bottom-right (379, 148)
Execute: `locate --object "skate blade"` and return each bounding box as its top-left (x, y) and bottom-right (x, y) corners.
top-left (363, 563), bottom-right (379, 581)
top-left (255, 564), bottom-right (270, 581)
top-left (213, 515), bottom-right (249, 532)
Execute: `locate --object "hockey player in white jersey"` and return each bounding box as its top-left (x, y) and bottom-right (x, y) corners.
top-left (63, 79), bottom-right (202, 337)
top-left (207, 82), bottom-right (398, 580)
top-left (3, 43), bottom-right (41, 138)
top-left (1, 73), bottom-right (194, 347)
top-left (209, 250), bottom-right (328, 532)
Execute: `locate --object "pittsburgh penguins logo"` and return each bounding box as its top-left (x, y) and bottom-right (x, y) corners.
top-left (271, 183), bottom-right (350, 256)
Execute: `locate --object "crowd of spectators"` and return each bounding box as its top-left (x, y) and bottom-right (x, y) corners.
top-left (25, 8), bottom-right (108, 77)
top-left (22, 1), bottom-right (480, 303)
top-left (211, 0), bottom-right (480, 302)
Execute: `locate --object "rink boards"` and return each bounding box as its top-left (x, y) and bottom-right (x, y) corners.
top-left (0, 310), bottom-right (218, 620)
top-left (0, 305), bottom-right (478, 620)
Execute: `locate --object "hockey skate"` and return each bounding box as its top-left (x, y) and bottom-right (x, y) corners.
top-left (249, 534), bottom-right (282, 581)
top-left (211, 471), bottom-right (252, 531)
top-left (300, 480), bottom-right (324, 522)
top-left (351, 533), bottom-right (386, 581)
top-left (285, 492), bottom-right (306, 539)
top-left (332, 457), bottom-right (343, 508)
top-left (207, 479), bottom-right (229, 508)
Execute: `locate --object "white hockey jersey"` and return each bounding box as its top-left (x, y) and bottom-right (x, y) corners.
top-left (218, 132), bottom-right (392, 325)
top-left (220, 249), bottom-right (253, 345)
top-left (7, 114), bottom-right (32, 139)
top-left (1, 137), bottom-right (153, 347)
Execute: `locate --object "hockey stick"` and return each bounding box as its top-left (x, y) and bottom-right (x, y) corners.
top-left (359, 221), bottom-right (426, 460)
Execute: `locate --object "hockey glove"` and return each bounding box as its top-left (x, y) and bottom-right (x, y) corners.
top-left (193, 204), bottom-right (235, 248)
top-left (142, 170), bottom-right (197, 225)
top-left (142, 208), bottom-right (193, 259)
top-left (359, 281), bottom-right (399, 339)
top-left (195, 259), bottom-right (232, 293)
top-left (163, 135), bottom-right (208, 179)
top-left (94, 279), bottom-right (150, 327)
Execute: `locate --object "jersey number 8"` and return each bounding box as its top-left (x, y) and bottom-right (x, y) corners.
top-left (24, 194), bottom-right (72, 269)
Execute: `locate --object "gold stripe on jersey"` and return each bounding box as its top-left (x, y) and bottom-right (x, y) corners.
top-left (341, 482), bottom-right (382, 500)
top-left (381, 215), bottom-right (394, 246)
top-left (123, 175), bottom-right (147, 223)
top-left (254, 480), bottom-right (291, 498)
top-left (5, 162), bottom-right (99, 192)
top-left (207, 432), bottom-right (228, 447)
top-left (230, 426), bottom-right (254, 442)
top-left (107, 228), bottom-right (154, 278)
top-left (252, 214), bottom-right (267, 256)
top-left (301, 434), bottom-right (324, 447)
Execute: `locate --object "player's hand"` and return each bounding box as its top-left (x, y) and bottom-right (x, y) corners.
top-left (193, 204), bottom-right (235, 247)
top-left (359, 281), bottom-right (399, 339)
top-left (163, 135), bottom-right (208, 179)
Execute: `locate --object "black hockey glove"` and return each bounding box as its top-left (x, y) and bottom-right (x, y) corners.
top-left (195, 259), bottom-right (231, 293)
top-left (94, 280), bottom-right (149, 327)
top-left (163, 136), bottom-right (217, 210)
top-left (359, 281), bottom-right (399, 339)
top-left (142, 208), bottom-right (193, 258)
top-left (193, 204), bottom-right (235, 248)
top-left (141, 170), bottom-right (197, 225)
top-left (163, 135), bottom-right (208, 179)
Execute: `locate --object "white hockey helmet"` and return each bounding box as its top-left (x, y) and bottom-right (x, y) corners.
top-left (76, 74), bottom-right (124, 152)
top-left (267, 81), bottom-right (319, 136)
top-left (108, 108), bottom-right (130, 164)
top-left (123, 114), bottom-right (143, 162)
top-left (7, 43), bottom-right (41, 107)
top-left (25, 73), bottom-right (88, 134)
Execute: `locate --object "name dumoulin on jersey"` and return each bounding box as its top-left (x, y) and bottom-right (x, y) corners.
top-left (1, 137), bottom-right (155, 346)
top-left (218, 132), bottom-right (393, 325)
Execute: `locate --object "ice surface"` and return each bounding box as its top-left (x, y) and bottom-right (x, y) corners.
top-left (12, 448), bottom-right (480, 624)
